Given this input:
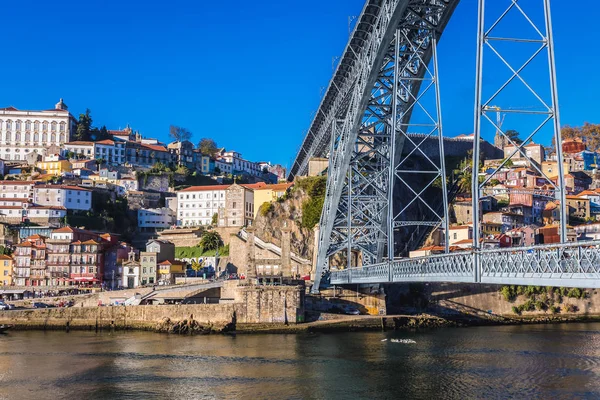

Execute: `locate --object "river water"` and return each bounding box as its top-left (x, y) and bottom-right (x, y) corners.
top-left (1, 323), bottom-right (600, 399)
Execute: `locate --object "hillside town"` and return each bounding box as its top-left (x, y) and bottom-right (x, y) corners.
top-left (411, 131), bottom-right (600, 257)
top-left (1, 99), bottom-right (600, 300)
top-left (0, 100), bottom-right (297, 297)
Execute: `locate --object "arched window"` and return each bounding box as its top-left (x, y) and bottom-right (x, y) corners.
top-left (15, 133), bottom-right (21, 142)
top-left (34, 133), bottom-right (39, 142)
top-left (15, 120), bottom-right (21, 131)
top-left (5, 132), bottom-right (11, 142)
top-left (42, 133), bottom-right (48, 143)
top-left (6, 120), bottom-right (12, 130)
top-left (42, 121), bottom-right (48, 132)
top-left (51, 133), bottom-right (56, 143)
top-left (34, 121), bottom-right (39, 131)
top-left (25, 121), bottom-right (31, 131)
top-left (59, 133), bottom-right (65, 143)
top-left (59, 122), bottom-right (66, 132)
top-left (51, 122), bottom-right (57, 132)
top-left (24, 132), bottom-right (30, 142)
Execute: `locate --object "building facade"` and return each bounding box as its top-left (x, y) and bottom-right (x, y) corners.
top-left (0, 99), bottom-right (76, 161)
top-left (176, 185), bottom-right (228, 227)
top-left (138, 208), bottom-right (176, 231)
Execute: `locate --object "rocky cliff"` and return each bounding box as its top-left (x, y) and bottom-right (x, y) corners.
top-left (253, 181), bottom-right (317, 260)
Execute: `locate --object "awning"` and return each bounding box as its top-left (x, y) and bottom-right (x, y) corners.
top-left (0, 289), bottom-right (28, 294)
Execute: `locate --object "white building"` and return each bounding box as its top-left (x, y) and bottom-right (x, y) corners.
top-left (94, 139), bottom-right (126, 165)
top-left (214, 159), bottom-right (232, 174)
top-left (0, 99), bottom-right (77, 161)
top-left (0, 181), bottom-right (35, 200)
top-left (217, 149), bottom-right (261, 176)
top-left (33, 185), bottom-right (92, 211)
top-left (138, 207), bottom-right (175, 231)
top-left (64, 141), bottom-right (95, 159)
top-left (176, 185), bottom-right (228, 227)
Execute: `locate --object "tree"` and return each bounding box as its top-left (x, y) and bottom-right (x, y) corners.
top-left (65, 151), bottom-right (75, 160)
top-left (214, 166), bottom-right (222, 175)
top-left (211, 213), bottom-right (218, 226)
top-left (76, 109), bottom-right (93, 141)
top-left (505, 129), bottom-right (522, 145)
top-left (198, 138), bottom-right (218, 156)
top-left (191, 260), bottom-right (203, 277)
top-left (95, 158), bottom-right (105, 171)
top-left (169, 125), bottom-right (192, 143)
top-left (559, 123), bottom-right (600, 152)
top-left (199, 231), bottom-right (223, 252)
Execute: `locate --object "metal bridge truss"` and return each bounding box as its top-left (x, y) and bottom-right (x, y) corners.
top-left (290, 0), bottom-right (600, 291)
top-left (311, 0), bottom-right (457, 293)
top-left (331, 241), bottom-right (600, 289)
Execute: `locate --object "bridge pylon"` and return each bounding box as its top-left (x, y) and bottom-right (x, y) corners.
top-left (311, 1), bottom-right (458, 294)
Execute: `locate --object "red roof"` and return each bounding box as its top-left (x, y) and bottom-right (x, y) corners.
top-left (0, 181), bottom-right (34, 186)
top-left (95, 140), bottom-right (115, 145)
top-left (0, 106), bottom-right (18, 111)
top-left (179, 185), bottom-right (231, 192)
top-left (53, 227), bottom-right (74, 233)
top-left (140, 144), bottom-right (168, 152)
top-left (66, 141), bottom-right (95, 146)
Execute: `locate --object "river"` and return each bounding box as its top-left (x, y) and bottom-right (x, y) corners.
top-left (1, 323), bottom-right (600, 399)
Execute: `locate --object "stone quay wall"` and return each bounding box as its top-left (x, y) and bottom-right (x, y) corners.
top-left (0, 285), bottom-right (305, 330)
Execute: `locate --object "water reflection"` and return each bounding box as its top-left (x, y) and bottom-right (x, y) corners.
top-left (1, 324), bottom-right (600, 399)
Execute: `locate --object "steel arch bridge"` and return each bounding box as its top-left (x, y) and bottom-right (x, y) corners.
top-left (289, 0), bottom-right (600, 293)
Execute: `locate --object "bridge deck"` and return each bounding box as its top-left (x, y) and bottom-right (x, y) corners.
top-left (329, 241), bottom-right (600, 288)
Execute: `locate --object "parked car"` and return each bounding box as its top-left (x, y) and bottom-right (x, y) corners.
top-left (345, 308), bottom-right (361, 315)
top-left (0, 302), bottom-right (9, 311)
top-left (33, 302), bottom-right (52, 309)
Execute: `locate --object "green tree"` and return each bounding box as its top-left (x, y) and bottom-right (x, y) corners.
top-left (169, 125), bottom-right (192, 143)
top-left (76, 109), bottom-right (93, 141)
top-left (211, 213), bottom-right (218, 226)
top-left (191, 260), bottom-right (203, 277)
top-left (214, 166), bottom-right (222, 175)
top-left (505, 129), bottom-right (522, 144)
top-left (198, 138), bottom-right (218, 156)
top-left (199, 231), bottom-right (223, 252)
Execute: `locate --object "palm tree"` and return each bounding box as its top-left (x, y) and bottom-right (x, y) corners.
top-left (191, 260), bottom-right (202, 277)
top-left (199, 231), bottom-right (223, 253)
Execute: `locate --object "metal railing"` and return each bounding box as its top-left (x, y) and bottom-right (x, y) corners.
top-left (330, 241), bottom-right (600, 288)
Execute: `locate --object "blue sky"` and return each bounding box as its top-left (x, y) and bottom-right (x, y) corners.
top-left (1, 0), bottom-right (598, 169)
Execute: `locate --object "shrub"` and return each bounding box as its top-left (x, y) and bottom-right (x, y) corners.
top-left (512, 306), bottom-right (520, 315)
top-left (521, 299), bottom-right (535, 312)
top-left (550, 305), bottom-right (560, 314)
top-left (500, 286), bottom-right (516, 302)
top-left (563, 304), bottom-right (578, 313)
top-left (301, 196), bottom-right (325, 229)
top-left (259, 202), bottom-right (274, 217)
top-left (535, 301), bottom-right (545, 311)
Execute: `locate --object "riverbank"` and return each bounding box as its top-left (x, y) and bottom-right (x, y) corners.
top-left (5, 306), bottom-right (600, 335)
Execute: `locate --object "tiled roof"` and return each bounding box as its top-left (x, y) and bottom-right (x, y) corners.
top-left (179, 185), bottom-right (231, 192)
top-left (53, 227), bottom-right (74, 233)
top-left (95, 140), bottom-right (115, 145)
top-left (66, 141), bottom-right (95, 146)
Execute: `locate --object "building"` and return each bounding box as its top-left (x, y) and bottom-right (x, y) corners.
top-left (505, 226), bottom-right (537, 246)
top-left (177, 185), bottom-right (228, 227)
top-left (244, 182), bottom-right (294, 217)
top-left (104, 242), bottom-right (133, 290)
top-left (214, 158), bottom-right (232, 174)
top-left (0, 99), bottom-right (76, 161)
top-left (577, 190), bottom-right (600, 218)
top-left (95, 139), bottom-right (126, 165)
top-left (157, 260), bottom-right (186, 285)
top-left (222, 183), bottom-right (254, 227)
top-left (0, 204), bottom-right (67, 226)
top-left (575, 222), bottom-right (600, 241)
top-left (138, 208), bottom-right (176, 231)
top-left (503, 142), bottom-right (545, 165)
top-left (121, 250), bottom-right (140, 289)
top-left (139, 240), bottom-right (175, 286)
top-left (70, 159), bottom-right (97, 170)
top-left (216, 149), bottom-right (261, 177)
top-left (443, 225), bottom-right (473, 246)
top-left (482, 212), bottom-right (524, 232)
top-left (168, 141), bottom-right (195, 169)
top-left (0, 181), bottom-right (34, 200)
top-left (566, 195), bottom-right (590, 220)
top-left (36, 157), bottom-right (72, 176)
top-left (13, 235), bottom-right (47, 286)
top-left (453, 200), bottom-right (473, 225)
top-left (125, 142), bottom-right (171, 168)
top-left (0, 254), bottom-right (13, 286)
top-left (33, 185), bottom-right (92, 211)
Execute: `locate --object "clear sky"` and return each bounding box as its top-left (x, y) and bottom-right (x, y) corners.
top-left (1, 0), bottom-right (598, 169)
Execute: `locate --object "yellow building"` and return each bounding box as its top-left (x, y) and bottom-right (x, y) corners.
top-left (158, 260), bottom-right (186, 285)
top-left (36, 160), bottom-right (72, 176)
top-left (246, 183), bottom-right (294, 217)
top-left (0, 254), bottom-right (13, 286)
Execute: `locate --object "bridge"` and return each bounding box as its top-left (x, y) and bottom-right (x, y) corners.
top-left (289, 0), bottom-right (600, 292)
